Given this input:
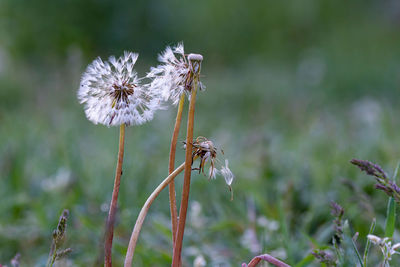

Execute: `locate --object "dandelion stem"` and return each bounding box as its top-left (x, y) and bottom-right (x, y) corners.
top-left (172, 76), bottom-right (199, 267)
top-left (105, 123), bottom-right (126, 267)
top-left (168, 94), bottom-right (185, 245)
top-left (124, 161), bottom-right (187, 267)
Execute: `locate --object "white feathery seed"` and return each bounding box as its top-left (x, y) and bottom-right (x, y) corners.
top-left (78, 52), bottom-right (160, 126)
top-left (208, 166), bottom-right (218, 180)
top-left (220, 159), bottom-right (234, 186)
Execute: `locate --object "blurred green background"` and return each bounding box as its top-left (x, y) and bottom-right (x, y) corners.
top-left (1, 0), bottom-right (400, 266)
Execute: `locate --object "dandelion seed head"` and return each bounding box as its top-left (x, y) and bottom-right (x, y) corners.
top-left (78, 52), bottom-right (160, 126)
top-left (147, 43), bottom-right (205, 105)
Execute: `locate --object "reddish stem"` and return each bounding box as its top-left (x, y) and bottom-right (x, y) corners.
top-left (104, 124), bottom-right (126, 267)
top-left (168, 95), bottom-right (185, 244)
top-left (172, 78), bottom-right (199, 267)
top-left (243, 254), bottom-right (291, 267)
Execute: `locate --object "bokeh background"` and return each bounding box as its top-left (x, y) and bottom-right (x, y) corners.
top-left (2, 0), bottom-right (400, 266)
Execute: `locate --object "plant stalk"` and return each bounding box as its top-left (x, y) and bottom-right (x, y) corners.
top-left (245, 254), bottom-right (291, 267)
top-left (124, 162), bottom-right (187, 267)
top-left (105, 123), bottom-right (126, 267)
top-left (46, 244), bottom-right (56, 267)
top-left (172, 76), bottom-right (199, 267)
top-left (168, 94), bottom-right (185, 244)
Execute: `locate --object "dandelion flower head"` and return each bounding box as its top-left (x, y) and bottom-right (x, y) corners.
top-left (147, 42), bottom-right (204, 105)
top-left (78, 52), bottom-right (159, 126)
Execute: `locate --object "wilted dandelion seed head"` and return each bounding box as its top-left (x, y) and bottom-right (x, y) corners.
top-left (191, 137), bottom-right (218, 178)
top-left (78, 52), bottom-right (159, 126)
top-left (189, 137), bottom-right (235, 192)
top-left (147, 43), bottom-right (205, 106)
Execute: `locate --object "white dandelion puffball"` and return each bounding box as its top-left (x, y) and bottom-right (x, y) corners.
top-left (147, 42), bottom-right (204, 105)
top-left (78, 52), bottom-right (159, 126)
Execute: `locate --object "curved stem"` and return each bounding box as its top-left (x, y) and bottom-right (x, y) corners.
top-left (124, 162), bottom-right (186, 267)
top-left (172, 76), bottom-right (199, 267)
top-left (245, 254), bottom-right (291, 267)
top-left (168, 94), bottom-right (185, 244)
top-left (105, 124), bottom-right (126, 267)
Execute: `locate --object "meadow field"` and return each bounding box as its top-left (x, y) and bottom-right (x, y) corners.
top-left (1, 1), bottom-right (400, 266)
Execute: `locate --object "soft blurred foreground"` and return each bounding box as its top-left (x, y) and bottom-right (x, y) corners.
top-left (1, 1), bottom-right (400, 266)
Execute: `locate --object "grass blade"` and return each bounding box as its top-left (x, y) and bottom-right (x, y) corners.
top-left (294, 254), bottom-right (315, 267)
top-left (350, 236), bottom-right (364, 267)
top-left (392, 161), bottom-right (400, 181)
top-left (384, 197), bottom-right (396, 238)
top-left (341, 222), bottom-right (361, 266)
top-left (363, 218), bottom-right (376, 267)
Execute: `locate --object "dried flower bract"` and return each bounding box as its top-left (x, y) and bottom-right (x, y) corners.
top-left (190, 136), bottom-right (218, 178)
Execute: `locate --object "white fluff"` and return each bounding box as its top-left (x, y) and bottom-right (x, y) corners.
top-left (220, 159), bottom-right (234, 186)
top-left (147, 43), bottom-right (204, 106)
top-left (78, 52), bottom-right (161, 126)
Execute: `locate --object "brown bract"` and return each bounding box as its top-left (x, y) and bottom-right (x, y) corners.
top-left (190, 137), bottom-right (217, 176)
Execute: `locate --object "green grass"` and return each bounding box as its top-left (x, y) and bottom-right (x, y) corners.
top-left (2, 56), bottom-right (400, 266)
top-left (2, 5), bottom-right (400, 263)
